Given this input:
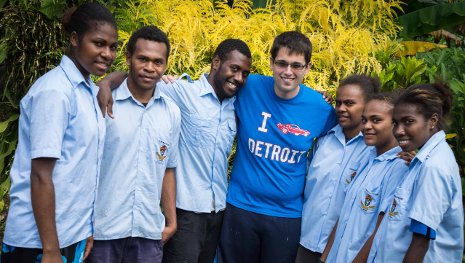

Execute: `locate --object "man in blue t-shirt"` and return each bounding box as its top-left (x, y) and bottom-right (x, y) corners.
top-left (218, 31), bottom-right (336, 263)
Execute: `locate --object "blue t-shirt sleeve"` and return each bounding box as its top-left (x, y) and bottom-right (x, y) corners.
top-left (410, 219), bottom-right (437, 239)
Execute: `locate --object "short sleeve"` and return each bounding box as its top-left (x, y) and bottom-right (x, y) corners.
top-left (29, 89), bottom-right (70, 159)
top-left (166, 105), bottom-right (181, 168)
top-left (408, 165), bottom-right (453, 230)
top-left (157, 74), bottom-right (193, 112)
top-left (410, 219), bottom-right (437, 239)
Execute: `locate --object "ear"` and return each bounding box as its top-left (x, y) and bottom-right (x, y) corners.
top-left (269, 57), bottom-right (274, 70)
top-left (126, 52), bottom-right (132, 67)
top-left (70, 31), bottom-right (79, 48)
top-left (211, 55), bottom-right (220, 71)
top-left (303, 61), bottom-right (311, 76)
top-left (429, 113), bottom-right (439, 130)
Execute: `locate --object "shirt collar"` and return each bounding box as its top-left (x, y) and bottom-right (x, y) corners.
top-left (412, 130), bottom-right (446, 164)
top-left (114, 78), bottom-right (162, 106)
top-left (59, 55), bottom-right (93, 91)
top-left (199, 73), bottom-right (236, 105)
top-left (332, 124), bottom-right (364, 145)
top-left (374, 145), bottom-right (402, 161)
top-left (199, 74), bottom-right (215, 97)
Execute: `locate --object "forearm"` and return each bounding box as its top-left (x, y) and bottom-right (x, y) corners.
top-left (97, 71), bottom-right (127, 90)
top-left (320, 220), bottom-right (338, 262)
top-left (353, 213), bottom-right (384, 263)
top-left (403, 233), bottom-right (430, 263)
top-left (161, 168), bottom-right (177, 228)
top-left (31, 158), bottom-right (60, 253)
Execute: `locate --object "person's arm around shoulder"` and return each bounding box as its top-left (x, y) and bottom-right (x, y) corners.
top-left (97, 71), bottom-right (127, 118)
top-left (31, 158), bottom-right (63, 263)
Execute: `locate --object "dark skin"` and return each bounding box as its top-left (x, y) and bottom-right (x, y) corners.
top-left (403, 233), bottom-right (430, 262)
top-left (31, 158), bottom-right (93, 263)
top-left (31, 158), bottom-right (62, 263)
top-left (161, 168), bottom-right (177, 243)
top-left (352, 213), bottom-right (384, 263)
top-left (320, 220), bottom-right (338, 262)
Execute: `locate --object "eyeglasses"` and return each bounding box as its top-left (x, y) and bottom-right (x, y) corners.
top-left (273, 60), bottom-right (310, 71)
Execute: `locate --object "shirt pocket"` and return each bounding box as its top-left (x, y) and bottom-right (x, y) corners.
top-left (223, 119), bottom-right (237, 155)
top-left (360, 187), bottom-right (380, 214)
top-left (182, 114), bottom-right (216, 148)
top-left (343, 160), bottom-right (361, 191)
top-left (387, 187), bottom-right (410, 221)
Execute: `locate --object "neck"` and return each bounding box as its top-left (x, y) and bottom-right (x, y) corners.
top-left (376, 139), bottom-right (398, 156)
top-left (68, 53), bottom-right (90, 80)
top-left (206, 73), bottom-right (224, 102)
top-left (343, 126), bottom-right (362, 142)
top-left (274, 85), bottom-right (300, 100)
top-left (127, 77), bottom-right (154, 104)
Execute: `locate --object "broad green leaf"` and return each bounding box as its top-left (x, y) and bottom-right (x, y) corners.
top-left (0, 114), bottom-right (19, 133)
top-left (398, 2), bottom-right (465, 39)
top-left (446, 133), bottom-right (457, 139)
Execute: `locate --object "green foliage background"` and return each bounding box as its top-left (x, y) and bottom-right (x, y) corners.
top-left (0, 0), bottom-right (464, 242)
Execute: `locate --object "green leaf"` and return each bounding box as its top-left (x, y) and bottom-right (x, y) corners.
top-left (39, 0), bottom-right (67, 20)
top-left (398, 2), bottom-right (465, 39)
top-left (0, 114), bottom-right (19, 133)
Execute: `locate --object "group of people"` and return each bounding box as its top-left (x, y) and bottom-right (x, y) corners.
top-left (1, 2), bottom-right (463, 263)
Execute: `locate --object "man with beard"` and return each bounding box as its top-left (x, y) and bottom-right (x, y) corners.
top-left (87, 26), bottom-right (180, 263)
top-left (97, 39), bottom-right (252, 263)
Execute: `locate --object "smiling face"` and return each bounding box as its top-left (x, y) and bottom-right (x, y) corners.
top-left (270, 47), bottom-right (310, 99)
top-left (362, 100), bottom-right (397, 155)
top-left (127, 38), bottom-right (168, 93)
top-left (335, 84), bottom-right (366, 139)
top-left (211, 50), bottom-right (251, 102)
top-left (70, 22), bottom-right (118, 78)
top-left (392, 103), bottom-right (437, 152)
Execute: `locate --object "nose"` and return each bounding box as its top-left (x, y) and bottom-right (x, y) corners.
top-left (101, 46), bottom-right (113, 61)
top-left (393, 124), bottom-right (404, 137)
top-left (144, 62), bottom-right (156, 73)
top-left (234, 71), bottom-right (244, 84)
top-left (283, 64), bottom-right (293, 75)
top-left (363, 120), bottom-right (372, 131)
top-left (336, 104), bottom-right (346, 113)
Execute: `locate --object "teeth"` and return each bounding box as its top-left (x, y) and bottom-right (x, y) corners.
top-left (226, 82), bottom-right (237, 89)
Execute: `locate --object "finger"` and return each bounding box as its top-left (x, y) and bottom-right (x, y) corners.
top-left (107, 98), bottom-right (114, 119)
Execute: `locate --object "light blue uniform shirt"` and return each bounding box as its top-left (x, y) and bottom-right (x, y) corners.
top-left (327, 146), bottom-right (407, 263)
top-left (368, 131), bottom-right (464, 262)
top-left (4, 55), bottom-right (105, 248)
top-left (94, 79), bottom-right (181, 240)
top-left (300, 125), bottom-right (371, 253)
top-left (157, 74), bottom-right (236, 213)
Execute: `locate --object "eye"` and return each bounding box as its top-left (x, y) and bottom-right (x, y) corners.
top-left (154, 60), bottom-right (165, 66)
top-left (274, 60), bottom-right (288, 68)
top-left (361, 117), bottom-right (367, 124)
top-left (372, 118), bottom-right (381, 123)
top-left (230, 65), bottom-right (239, 72)
top-left (94, 41), bottom-right (104, 47)
top-left (392, 120), bottom-right (398, 127)
top-left (290, 63), bottom-right (306, 70)
top-left (109, 43), bottom-right (118, 52)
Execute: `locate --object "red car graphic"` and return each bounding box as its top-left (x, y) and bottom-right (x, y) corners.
top-left (277, 123), bottom-right (310, 136)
